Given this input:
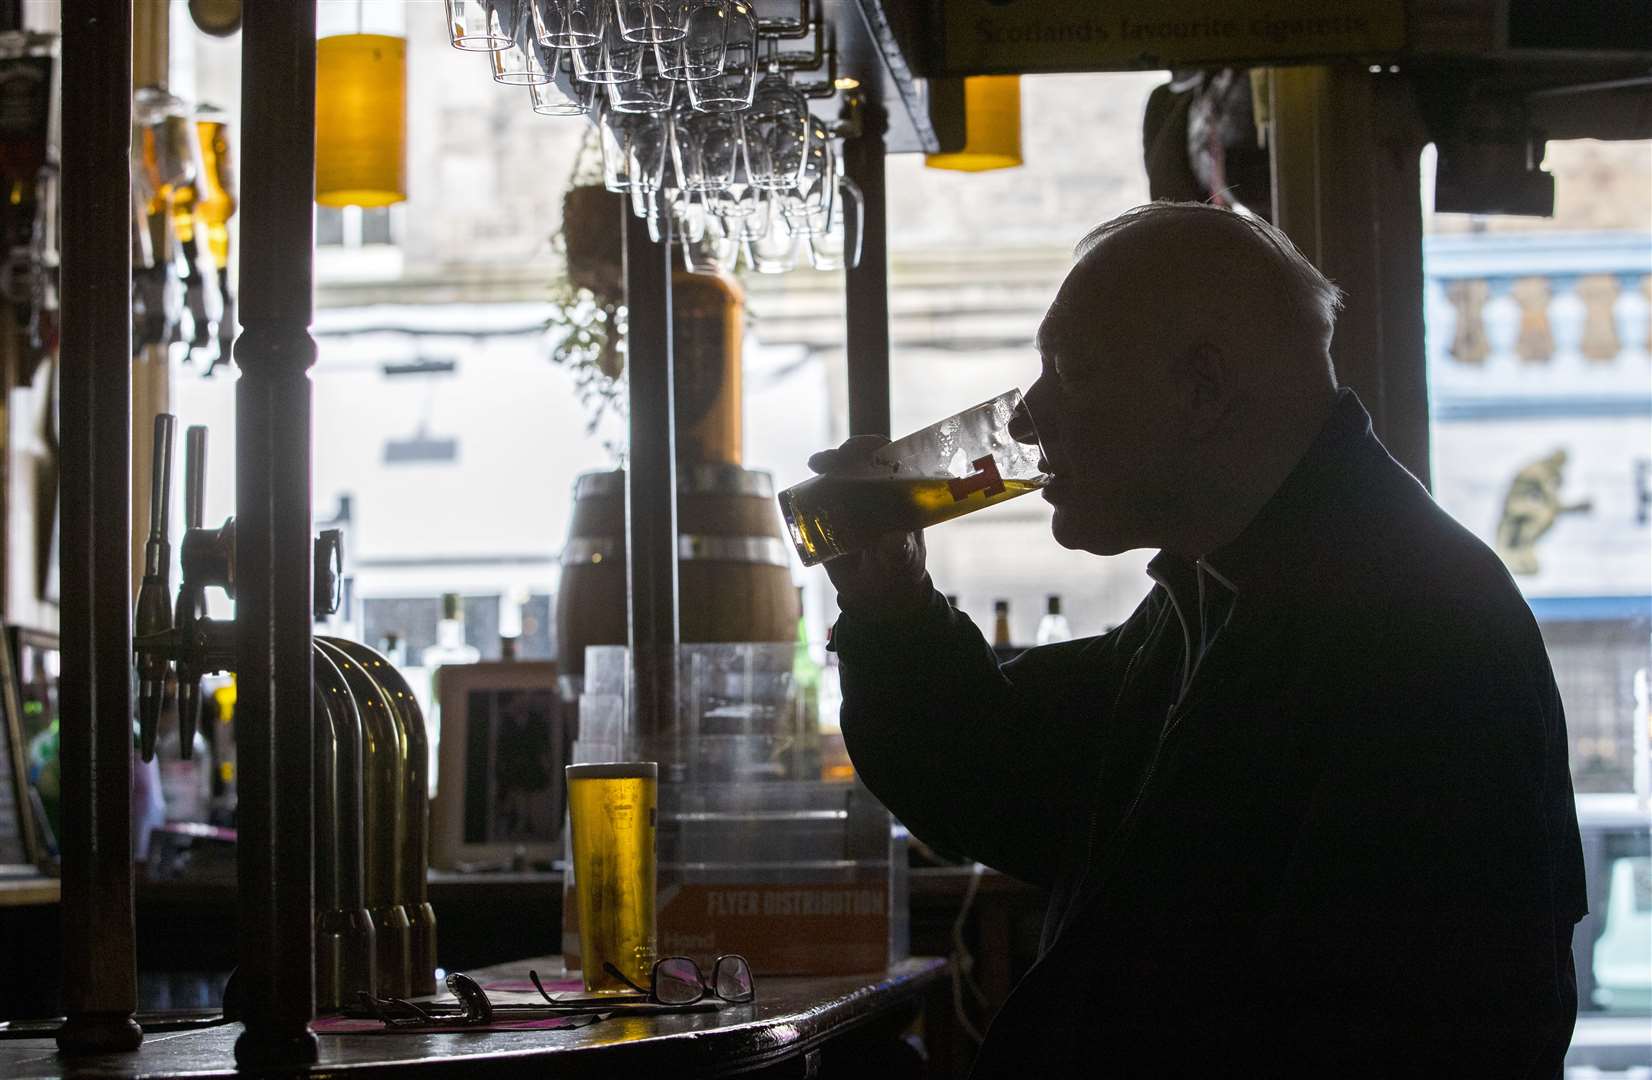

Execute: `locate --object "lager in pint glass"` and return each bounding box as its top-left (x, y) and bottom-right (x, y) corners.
top-left (778, 388), bottom-right (1048, 566)
top-left (566, 762), bottom-right (658, 993)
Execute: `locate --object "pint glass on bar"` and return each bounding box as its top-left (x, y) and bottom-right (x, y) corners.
top-left (778, 388), bottom-right (1048, 566)
top-left (566, 762), bottom-right (659, 993)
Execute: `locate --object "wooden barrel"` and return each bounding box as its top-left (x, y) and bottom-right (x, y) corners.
top-left (555, 465), bottom-right (799, 681)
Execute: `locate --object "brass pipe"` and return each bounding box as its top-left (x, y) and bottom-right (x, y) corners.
top-left (316, 639), bottom-right (412, 998)
top-left (313, 647), bottom-right (376, 1012)
top-left (325, 637), bottom-right (437, 996)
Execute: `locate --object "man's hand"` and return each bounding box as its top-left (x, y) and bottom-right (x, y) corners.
top-left (807, 435), bottom-right (931, 620)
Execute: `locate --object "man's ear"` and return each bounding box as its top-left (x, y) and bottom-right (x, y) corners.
top-left (1174, 341), bottom-right (1232, 438)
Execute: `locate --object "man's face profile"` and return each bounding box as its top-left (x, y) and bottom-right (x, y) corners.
top-left (1023, 257), bottom-right (1182, 556)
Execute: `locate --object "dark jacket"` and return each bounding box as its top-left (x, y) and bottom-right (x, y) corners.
top-left (832, 390), bottom-right (1587, 1077)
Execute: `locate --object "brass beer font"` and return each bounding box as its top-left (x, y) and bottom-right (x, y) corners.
top-left (131, 416), bottom-right (434, 1009)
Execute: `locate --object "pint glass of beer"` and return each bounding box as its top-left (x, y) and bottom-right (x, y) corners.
top-left (778, 388), bottom-right (1048, 566)
top-left (566, 762), bottom-right (659, 993)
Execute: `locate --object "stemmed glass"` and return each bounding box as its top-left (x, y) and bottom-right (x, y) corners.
top-left (445, 0), bottom-right (514, 51)
top-left (608, 56), bottom-right (676, 113)
top-left (671, 107), bottom-right (746, 193)
top-left (743, 70), bottom-right (809, 190)
top-left (531, 0), bottom-right (601, 48)
top-left (780, 117), bottom-right (834, 234)
top-left (684, 1), bottom-right (757, 112)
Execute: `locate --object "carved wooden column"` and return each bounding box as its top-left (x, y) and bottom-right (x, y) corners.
top-left (55, 0), bottom-right (141, 1055)
top-left (234, 1), bottom-right (318, 1067)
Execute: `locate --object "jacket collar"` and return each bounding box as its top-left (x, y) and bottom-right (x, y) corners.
top-left (1150, 387), bottom-right (1382, 602)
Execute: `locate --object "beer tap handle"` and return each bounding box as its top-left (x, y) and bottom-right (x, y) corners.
top-left (134, 413), bottom-right (177, 762)
top-left (175, 425), bottom-right (210, 752)
top-left (184, 425), bottom-right (207, 531)
top-left (314, 529), bottom-right (343, 619)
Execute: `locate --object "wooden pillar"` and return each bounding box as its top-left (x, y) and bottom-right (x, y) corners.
top-left (622, 204), bottom-right (679, 749)
top-left (842, 103), bottom-right (891, 439)
top-left (1269, 65), bottom-right (1431, 486)
top-left (55, 0), bottom-right (141, 1055)
top-left (234, 1), bottom-right (318, 1066)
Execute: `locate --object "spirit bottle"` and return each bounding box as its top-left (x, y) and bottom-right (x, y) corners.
top-left (1036, 594), bottom-right (1072, 645)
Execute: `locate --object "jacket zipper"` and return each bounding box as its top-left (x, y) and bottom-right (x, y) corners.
top-left (1082, 638), bottom-right (1149, 872)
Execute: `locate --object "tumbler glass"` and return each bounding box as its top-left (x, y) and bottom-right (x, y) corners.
top-left (492, 4), bottom-right (558, 85)
top-left (657, 0), bottom-right (728, 81)
top-left (532, 0), bottom-right (601, 48)
top-left (745, 202), bottom-right (797, 274)
top-left (683, 212), bottom-right (739, 274)
top-left (445, 0), bottom-right (514, 51)
top-left (684, 2), bottom-right (756, 112)
top-left (571, 1), bottom-right (645, 83)
top-left (530, 71), bottom-right (598, 116)
top-left (807, 175), bottom-right (862, 271)
top-left (778, 389), bottom-right (1049, 566)
top-left (614, 0), bottom-right (692, 43)
top-left (607, 58), bottom-right (675, 113)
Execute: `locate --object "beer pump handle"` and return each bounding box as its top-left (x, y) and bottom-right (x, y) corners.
top-left (175, 425), bottom-right (210, 752)
top-left (314, 529), bottom-right (343, 619)
top-left (134, 413), bottom-right (177, 762)
top-left (184, 425), bottom-right (207, 531)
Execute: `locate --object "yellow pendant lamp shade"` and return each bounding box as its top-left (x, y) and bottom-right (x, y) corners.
top-left (925, 75), bottom-right (1023, 172)
top-left (315, 34), bottom-right (407, 208)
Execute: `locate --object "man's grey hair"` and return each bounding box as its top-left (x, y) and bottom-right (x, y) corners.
top-left (1075, 202), bottom-right (1345, 350)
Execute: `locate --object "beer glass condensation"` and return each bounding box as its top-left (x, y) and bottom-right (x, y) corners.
top-left (779, 388), bottom-right (1048, 566)
top-left (566, 762), bottom-right (659, 993)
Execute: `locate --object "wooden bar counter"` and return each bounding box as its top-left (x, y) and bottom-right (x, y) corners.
top-left (0, 956), bottom-right (947, 1079)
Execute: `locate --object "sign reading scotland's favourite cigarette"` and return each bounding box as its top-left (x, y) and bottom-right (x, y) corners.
top-left (938, 0), bottom-right (1406, 74)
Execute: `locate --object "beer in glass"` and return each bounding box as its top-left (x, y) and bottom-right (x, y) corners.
top-left (779, 388), bottom-right (1048, 566)
top-left (566, 762), bottom-right (658, 993)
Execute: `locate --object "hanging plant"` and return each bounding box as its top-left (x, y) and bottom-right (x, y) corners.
top-left (547, 131), bottom-right (628, 437)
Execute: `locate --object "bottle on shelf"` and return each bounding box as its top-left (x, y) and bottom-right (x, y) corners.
top-left (420, 593), bottom-right (480, 798)
top-left (1036, 594), bottom-right (1072, 645)
top-left (422, 593), bottom-right (481, 671)
top-left (379, 632), bottom-right (407, 667)
top-left (992, 599), bottom-right (1012, 649)
top-left (792, 587), bottom-right (823, 780)
top-left (156, 692), bottom-right (210, 824)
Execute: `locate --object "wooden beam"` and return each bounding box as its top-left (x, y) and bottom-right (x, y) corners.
top-left (1270, 65), bottom-right (1432, 486)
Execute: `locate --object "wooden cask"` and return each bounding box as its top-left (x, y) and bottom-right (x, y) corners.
top-left (555, 466), bottom-right (799, 681)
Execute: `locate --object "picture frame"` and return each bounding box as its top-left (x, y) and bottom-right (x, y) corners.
top-left (430, 660), bottom-right (568, 870)
top-left (0, 626), bottom-right (45, 873)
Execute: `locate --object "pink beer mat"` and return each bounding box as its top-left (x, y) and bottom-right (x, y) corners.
top-left (312, 1013), bottom-right (605, 1036)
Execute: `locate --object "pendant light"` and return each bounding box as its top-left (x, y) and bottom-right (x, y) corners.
top-left (315, 5), bottom-right (407, 209)
top-left (925, 75), bottom-right (1023, 173)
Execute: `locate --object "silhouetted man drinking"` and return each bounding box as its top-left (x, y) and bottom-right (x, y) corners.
top-left (810, 203), bottom-right (1586, 1077)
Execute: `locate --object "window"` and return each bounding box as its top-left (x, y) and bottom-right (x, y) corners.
top-left (316, 204), bottom-right (397, 248)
